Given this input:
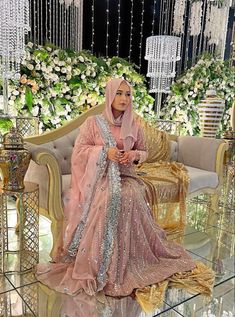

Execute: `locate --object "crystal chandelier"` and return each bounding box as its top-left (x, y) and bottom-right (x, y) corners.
top-left (0, 0), bottom-right (30, 114)
top-left (145, 36), bottom-right (181, 116)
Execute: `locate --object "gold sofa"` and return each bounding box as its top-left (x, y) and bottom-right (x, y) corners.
top-left (24, 104), bottom-right (228, 256)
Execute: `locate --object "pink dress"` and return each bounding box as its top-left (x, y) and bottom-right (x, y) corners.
top-left (36, 114), bottom-right (195, 296)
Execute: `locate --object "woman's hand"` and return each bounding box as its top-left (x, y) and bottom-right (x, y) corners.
top-left (107, 147), bottom-right (124, 162)
top-left (119, 151), bottom-right (131, 165)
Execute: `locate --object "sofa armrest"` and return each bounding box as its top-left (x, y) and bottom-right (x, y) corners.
top-left (177, 136), bottom-right (228, 192)
top-left (25, 146), bottom-right (64, 222)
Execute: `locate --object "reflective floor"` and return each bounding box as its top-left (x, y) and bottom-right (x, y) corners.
top-left (0, 199), bottom-right (234, 316)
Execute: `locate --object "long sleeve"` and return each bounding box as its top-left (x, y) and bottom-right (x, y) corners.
top-left (129, 124), bottom-right (148, 164)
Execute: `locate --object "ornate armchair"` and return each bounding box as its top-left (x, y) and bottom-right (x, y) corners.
top-left (24, 103), bottom-right (228, 256)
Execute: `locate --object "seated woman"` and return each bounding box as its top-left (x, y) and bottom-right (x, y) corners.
top-left (36, 78), bottom-right (210, 305)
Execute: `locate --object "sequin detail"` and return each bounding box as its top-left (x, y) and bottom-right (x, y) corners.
top-left (68, 145), bottom-right (108, 257)
top-left (95, 115), bottom-right (122, 289)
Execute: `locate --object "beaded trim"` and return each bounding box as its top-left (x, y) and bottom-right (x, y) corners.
top-left (95, 115), bottom-right (122, 289)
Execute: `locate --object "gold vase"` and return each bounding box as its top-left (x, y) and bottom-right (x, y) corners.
top-left (0, 127), bottom-right (31, 190)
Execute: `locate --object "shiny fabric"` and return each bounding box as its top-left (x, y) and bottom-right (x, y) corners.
top-left (36, 114), bottom-right (196, 298)
top-left (136, 116), bottom-right (189, 235)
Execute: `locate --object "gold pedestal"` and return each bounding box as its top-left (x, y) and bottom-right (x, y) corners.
top-left (0, 182), bottom-right (39, 273)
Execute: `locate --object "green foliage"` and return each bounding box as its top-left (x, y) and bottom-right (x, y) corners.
top-left (2, 43), bottom-right (154, 132)
top-left (161, 55), bottom-right (235, 136)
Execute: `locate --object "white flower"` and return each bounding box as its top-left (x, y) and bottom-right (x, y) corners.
top-left (81, 74), bottom-right (86, 80)
top-left (58, 61), bottom-right (65, 66)
top-left (65, 104), bottom-right (71, 112)
top-left (27, 42), bottom-right (33, 48)
top-left (47, 66), bottom-right (53, 73)
top-left (61, 67), bottom-right (67, 73)
top-left (32, 105), bottom-right (39, 116)
top-left (12, 90), bottom-right (19, 96)
top-left (55, 66), bottom-right (60, 72)
top-left (86, 70), bottom-right (91, 76)
top-left (27, 64), bottom-right (34, 70)
top-left (54, 57), bottom-right (59, 64)
top-left (78, 56), bottom-right (84, 63)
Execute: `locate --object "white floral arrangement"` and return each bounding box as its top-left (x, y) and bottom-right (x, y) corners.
top-left (161, 55), bottom-right (235, 137)
top-left (0, 42), bottom-right (154, 133)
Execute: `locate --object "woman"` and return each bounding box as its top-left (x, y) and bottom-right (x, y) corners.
top-left (36, 78), bottom-right (196, 298)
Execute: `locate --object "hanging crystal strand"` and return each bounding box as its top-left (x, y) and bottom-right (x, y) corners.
top-left (169, 0), bottom-right (175, 34)
top-left (91, 0), bottom-right (95, 53)
top-left (0, 0), bottom-right (30, 114)
top-left (105, 0), bottom-right (109, 57)
top-left (151, 0), bottom-right (157, 36)
top-left (165, 0), bottom-right (171, 35)
top-left (220, 1), bottom-right (230, 59)
top-left (128, 0), bottom-right (134, 61)
top-left (69, 6), bottom-right (71, 48)
top-left (190, 1), bottom-right (202, 63)
top-left (59, 2), bottom-right (62, 48)
top-left (138, 0), bottom-right (145, 71)
top-left (52, 0), bottom-right (55, 45)
top-left (64, 4), bottom-right (67, 48)
top-left (67, 6), bottom-right (70, 48)
top-left (55, 0), bottom-right (58, 46)
top-left (37, 0), bottom-right (40, 44)
top-left (71, 3), bottom-right (74, 50)
top-left (45, 0), bottom-right (48, 42)
top-left (172, 0), bottom-right (187, 73)
top-left (183, 1), bottom-right (191, 70)
top-left (49, 0), bottom-right (52, 42)
top-left (203, 1), bottom-right (211, 53)
top-left (33, 0), bottom-right (36, 43)
top-left (159, 0), bottom-right (164, 34)
top-left (79, 0), bottom-right (83, 51)
top-left (38, 0), bottom-right (43, 45)
top-left (116, 0), bottom-right (121, 56)
top-left (63, 4), bottom-right (66, 49)
top-left (198, 0), bottom-right (207, 56)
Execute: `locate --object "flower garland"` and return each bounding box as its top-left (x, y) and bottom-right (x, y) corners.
top-left (0, 43), bottom-right (154, 133)
top-left (161, 55), bottom-right (235, 137)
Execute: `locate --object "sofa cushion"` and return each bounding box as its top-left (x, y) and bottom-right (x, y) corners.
top-left (169, 140), bottom-right (178, 162)
top-left (62, 174), bottom-right (71, 195)
top-left (186, 165), bottom-right (219, 194)
top-left (178, 136), bottom-right (223, 172)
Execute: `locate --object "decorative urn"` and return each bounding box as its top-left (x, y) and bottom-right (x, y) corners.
top-left (0, 127), bottom-right (31, 190)
top-left (198, 90), bottom-right (225, 138)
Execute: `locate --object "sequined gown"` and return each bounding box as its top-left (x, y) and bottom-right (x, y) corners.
top-left (36, 114), bottom-right (195, 296)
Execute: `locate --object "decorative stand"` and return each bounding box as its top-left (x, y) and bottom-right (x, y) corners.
top-left (0, 181), bottom-right (39, 273)
top-left (0, 115), bottom-right (39, 138)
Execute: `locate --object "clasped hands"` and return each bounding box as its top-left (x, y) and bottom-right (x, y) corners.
top-left (107, 147), bottom-right (131, 165)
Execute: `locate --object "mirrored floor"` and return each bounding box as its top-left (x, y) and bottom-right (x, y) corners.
top-left (0, 201), bottom-right (234, 316)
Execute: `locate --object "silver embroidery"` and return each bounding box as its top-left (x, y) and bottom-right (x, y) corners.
top-left (95, 115), bottom-right (122, 289)
top-left (68, 139), bottom-right (108, 257)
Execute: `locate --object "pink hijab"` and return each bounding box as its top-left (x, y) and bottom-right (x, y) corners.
top-left (103, 78), bottom-right (138, 151)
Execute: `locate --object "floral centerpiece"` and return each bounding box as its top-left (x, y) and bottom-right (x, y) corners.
top-left (0, 43), bottom-right (154, 133)
top-left (161, 55), bottom-right (235, 137)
